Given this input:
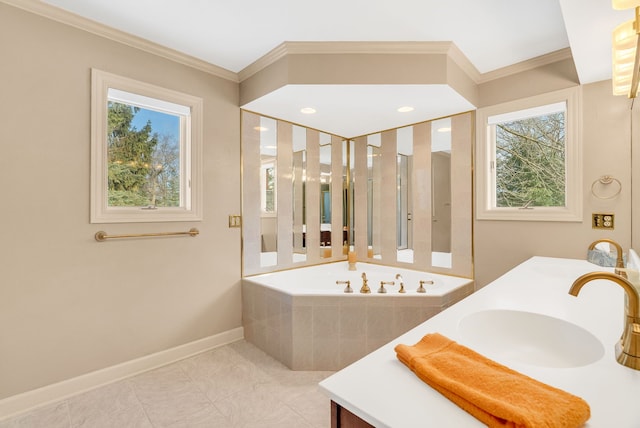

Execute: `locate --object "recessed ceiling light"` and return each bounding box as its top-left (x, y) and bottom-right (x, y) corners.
top-left (253, 126), bottom-right (268, 132)
top-left (437, 127), bottom-right (452, 133)
top-left (397, 106), bottom-right (414, 113)
top-left (300, 107), bottom-right (316, 114)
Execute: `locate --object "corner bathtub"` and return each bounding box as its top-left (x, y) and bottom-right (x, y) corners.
top-left (242, 262), bottom-right (474, 370)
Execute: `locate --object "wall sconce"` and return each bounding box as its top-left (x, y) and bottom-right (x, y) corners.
top-left (612, 0), bottom-right (640, 97)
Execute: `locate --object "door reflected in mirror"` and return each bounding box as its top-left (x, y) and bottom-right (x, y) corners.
top-left (431, 118), bottom-right (452, 268)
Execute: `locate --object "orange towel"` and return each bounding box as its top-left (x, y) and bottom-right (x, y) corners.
top-left (395, 333), bottom-right (590, 428)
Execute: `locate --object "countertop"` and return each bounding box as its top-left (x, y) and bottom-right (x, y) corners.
top-left (319, 256), bottom-right (640, 427)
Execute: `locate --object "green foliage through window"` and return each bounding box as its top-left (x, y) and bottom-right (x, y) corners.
top-left (494, 111), bottom-right (566, 208)
top-left (107, 102), bottom-right (180, 207)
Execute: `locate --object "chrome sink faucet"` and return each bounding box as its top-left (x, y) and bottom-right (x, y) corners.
top-left (360, 272), bottom-right (371, 294)
top-left (569, 271), bottom-right (640, 370)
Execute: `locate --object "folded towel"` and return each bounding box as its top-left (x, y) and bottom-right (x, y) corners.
top-left (395, 333), bottom-right (590, 428)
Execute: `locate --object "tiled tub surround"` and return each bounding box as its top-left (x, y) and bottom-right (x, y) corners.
top-left (242, 262), bottom-right (474, 371)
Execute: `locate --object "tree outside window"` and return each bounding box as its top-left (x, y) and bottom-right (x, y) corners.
top-left (494, 110), bottom-right (565, 208)
top-left (107, 102), bottom-right (180, 208)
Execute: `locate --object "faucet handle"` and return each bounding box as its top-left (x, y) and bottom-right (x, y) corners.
top-left (378, 281), bottom-right (394, 294)
top-left (336, 280), bottom-right (352, 293)
top-left (417, 280), bottom-right (434, 293)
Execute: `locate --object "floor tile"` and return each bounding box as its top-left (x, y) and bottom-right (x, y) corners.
top-left (0, 341), bottom-right (335, 428)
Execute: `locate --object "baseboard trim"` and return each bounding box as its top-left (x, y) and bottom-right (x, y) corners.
top-left (0, 327), bottom-right (244, 421)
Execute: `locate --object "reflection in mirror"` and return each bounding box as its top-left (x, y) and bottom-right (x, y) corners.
top-left (345, 140), bottom-right (354, 253)
top-left (292, 125), bottom-right (307, 263)
top-left (319, 134), bottom-right (332, 258)
top-left (397, 126), bottom-right (413, 263)
top-left (367, 133), bottom-right (382, 260)
top-left (431, 118), bottom-right (452, 268)
top-left (259, 117), bottom-right (277, 267)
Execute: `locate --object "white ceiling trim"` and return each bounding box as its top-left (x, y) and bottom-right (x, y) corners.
top-left (0, 0), bottom-right (238, 82)
top-left (238, 40), bottom-right (574, 87)
top-left (238, 41), bottom-right (481, 83)
top-left (477, 47), bottom-right (574, 84)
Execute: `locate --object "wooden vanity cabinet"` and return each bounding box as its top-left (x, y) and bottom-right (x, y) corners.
top-left (331, 401), bottom-right (375, 428)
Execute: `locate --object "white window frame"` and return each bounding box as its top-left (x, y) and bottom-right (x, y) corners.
top-left (91, 69), bottom-right (203, 223)
top-left (476, 87), bottom-right (582, 222)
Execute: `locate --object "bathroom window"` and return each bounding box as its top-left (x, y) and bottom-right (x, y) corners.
top-left (476, 87), bottom-right (582, 221)
top-left (91, 69), bottom-right (203, 223)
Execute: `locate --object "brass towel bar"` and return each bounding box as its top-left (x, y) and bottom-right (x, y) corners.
top-left (95, 228), bottom-right (199, 242)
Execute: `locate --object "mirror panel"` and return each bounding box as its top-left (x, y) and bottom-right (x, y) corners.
top-left (367, 134), bottom-right (382, 260)
top-left (292, 125), bottom-right (307, 263)
top-left (319, 134), bottom-right (332, 258)
top-left (345, 140), bottom-right (355, 252)
top-left (396, 126), bottom-right (413, 263)
top-left (259, 116), bottom-right (278, 267)
top-left (431, 118), bottom-right (452, 268)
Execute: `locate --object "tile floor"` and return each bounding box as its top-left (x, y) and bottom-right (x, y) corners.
top-left (0, 340), bottom-right (335, 428)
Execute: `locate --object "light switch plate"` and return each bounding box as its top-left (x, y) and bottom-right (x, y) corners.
top-left (228, 215), bottom-right (242, 228)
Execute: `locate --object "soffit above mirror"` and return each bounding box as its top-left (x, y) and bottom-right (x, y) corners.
top-left (243, 84), bottom-right (475, 138)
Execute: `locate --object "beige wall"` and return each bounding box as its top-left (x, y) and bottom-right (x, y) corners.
top-left (0, 3), bottom-right (241, 400)
top-left (474, 78), bottom-right (633, 287)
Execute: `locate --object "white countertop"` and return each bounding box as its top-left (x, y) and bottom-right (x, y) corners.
top-left (319, 256), bottom-right (640, 427)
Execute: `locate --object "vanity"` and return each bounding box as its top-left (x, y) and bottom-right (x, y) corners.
top-left (319, 256), bottom-right (640, 427)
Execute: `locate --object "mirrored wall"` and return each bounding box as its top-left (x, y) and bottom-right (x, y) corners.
top-left (242, 111), bottom-right (350, 275)
top-left (354, 113), bottom-right (473, 278)
top-left (243, 110), bottom-right (473, 278)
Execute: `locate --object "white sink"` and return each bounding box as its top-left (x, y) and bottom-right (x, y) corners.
top-left (458, 309), bottom-right (604, 368)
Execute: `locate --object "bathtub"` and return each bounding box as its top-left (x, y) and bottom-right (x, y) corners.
top-left (242, 262), bottom-right (474, 370)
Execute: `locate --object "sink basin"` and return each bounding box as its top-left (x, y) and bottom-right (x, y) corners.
top-left (458, 309), bottom-right (604, 368)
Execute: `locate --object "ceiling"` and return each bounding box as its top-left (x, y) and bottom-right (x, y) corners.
top-left (38, 0), bottom-right (637, 137)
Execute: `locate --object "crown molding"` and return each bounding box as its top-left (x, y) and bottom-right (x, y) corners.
top-left (4, 0), bottom-right (573, 88)
top-left (238, 41), bottom-right (573, 87)
top-left (477, 47), bottom-right (574, 84)
top-left (1, 0), bottom-right (239, 82)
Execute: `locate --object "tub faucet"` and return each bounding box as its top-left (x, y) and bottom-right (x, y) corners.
top-left (569, 271), bottom-right (640, 370)
top-left (417, 279), bottom-right (434, 293)
top-left (588, 239), bottom-right (626, 277)
top-left (395, 274), bottom-right (406, 293)
top-left (360, 272), bottom-right (371, 294)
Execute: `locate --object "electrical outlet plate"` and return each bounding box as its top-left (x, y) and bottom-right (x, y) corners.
top-left (592, 213), bottom-right (614, 230)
